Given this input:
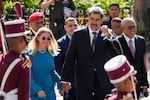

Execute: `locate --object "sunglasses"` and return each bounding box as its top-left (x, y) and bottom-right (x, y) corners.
top-left (41, 36), bottom-right (51, 41)
top-left (126, 26), bottom-right (136, 30)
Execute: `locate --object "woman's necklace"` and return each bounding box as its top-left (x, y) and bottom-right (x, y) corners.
top-left (38, 50), bottom-right (46, 53)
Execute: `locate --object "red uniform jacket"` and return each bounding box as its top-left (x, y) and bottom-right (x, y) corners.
top-left (0, 50), bottom-right (30, 100)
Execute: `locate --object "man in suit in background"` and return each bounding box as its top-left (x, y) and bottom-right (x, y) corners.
top-left (117, 18), bottom-right (149, 98)
top-left (54, 17), bottom-right (78, 100)
top-left (61, 6), bottom-right (116, 100)
top-left (101, 17), bottom-right (122, 39)
top-left (102, 2), bottom-right (120, 29)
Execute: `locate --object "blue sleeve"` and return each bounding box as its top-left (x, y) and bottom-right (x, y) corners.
top-left (50, 69), bottom-right (62, 91)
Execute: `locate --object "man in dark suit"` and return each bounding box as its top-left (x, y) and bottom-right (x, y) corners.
top-left (61, 6), bottom-right (116, 100)
top-left (102, 2), bottom-right (120, 29)
top-left (116, 18), bottom-right (149, 98)
top-left (54, 17), bottom-right (78, 100)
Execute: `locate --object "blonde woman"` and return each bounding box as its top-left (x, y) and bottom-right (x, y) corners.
top-left (28, 27), bottom-right (63, 100)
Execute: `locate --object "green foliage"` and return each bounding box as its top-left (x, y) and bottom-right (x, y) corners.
top-left (4, 1), bottom-right (14, 16)
top-left (4, 0), bottom-right (134, 17)
top-left (19, 0), bottom-right (42, 8)
top-left (4, 0), bottom-right (43, 20)
top-left (4, 1), bottom-right (16, 20)
top-left (74, 0), bottom-right (134, 18)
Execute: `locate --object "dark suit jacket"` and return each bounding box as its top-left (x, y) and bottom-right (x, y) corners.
top-left (61, 27), bottom-right (116, 98)
top-left (117, 35), bottom-right (149, 96)
top-left (55, 34), bottom-right (76, 100)
top-left (55, 35), bottom-right (70, 75)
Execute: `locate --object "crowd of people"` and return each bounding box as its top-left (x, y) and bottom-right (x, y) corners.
top-left (0, 0), bottom-right (149, 100)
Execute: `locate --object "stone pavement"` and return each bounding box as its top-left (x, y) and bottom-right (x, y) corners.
top-left (56, 53), bottom-right (150, 100)
top-left (56, 71), bottom-right (150, 100)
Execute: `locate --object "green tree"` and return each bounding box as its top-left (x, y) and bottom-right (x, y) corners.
top-left (74, 0), bottom-right (134, 18)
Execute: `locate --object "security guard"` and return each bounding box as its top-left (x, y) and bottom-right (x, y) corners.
top-left (41, 0), bottom-right (77, 39)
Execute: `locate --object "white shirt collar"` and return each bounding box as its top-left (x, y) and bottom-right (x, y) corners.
top-left (123, 33), bottom-right (135, 46)
top-left (88, 26), bottom-right (100, 35)
top-left (66, 33), bottom-right (72, 40)
top-left (88, 26), bottom-right (100, 45)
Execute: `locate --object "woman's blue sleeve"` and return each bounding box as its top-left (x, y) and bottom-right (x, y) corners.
top-left (50, 69), bottom-right (63, 91)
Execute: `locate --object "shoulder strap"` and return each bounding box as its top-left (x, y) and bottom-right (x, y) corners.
top-left (111, 39), bottom-right (124, 54)
top-left (0, 58), bottom-right (21, 90)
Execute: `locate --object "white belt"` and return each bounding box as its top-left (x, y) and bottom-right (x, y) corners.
top-left (0, 58), bottom-right (20, 100)
top-left (0, 88), bottom-right (18, 100)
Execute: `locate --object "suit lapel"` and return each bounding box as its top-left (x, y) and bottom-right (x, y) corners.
top-left (65, 35), bottom-right (70, 45)
top-left (134, 37), bottom-right (139, 59)
top-left (84, 27), bottom-right (93, 53)
top-left (123, 36), bottom-right (135, 60)
top-left (120, 36), bottom-right (134, 59)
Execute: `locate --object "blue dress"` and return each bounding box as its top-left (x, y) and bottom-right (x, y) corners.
top-left (29, 50), bottom-right (62, 100)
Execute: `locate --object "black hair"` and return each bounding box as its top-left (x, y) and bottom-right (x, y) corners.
top-left (109, 2), bottom-right (120, 9)
top-left (88, 6), bottom-right (104, 18)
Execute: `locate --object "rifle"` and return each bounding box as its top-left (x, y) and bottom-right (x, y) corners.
top-left (0, 11), bottom-right (8, 55)
top-left (0, 1), bottom-right (23, 55)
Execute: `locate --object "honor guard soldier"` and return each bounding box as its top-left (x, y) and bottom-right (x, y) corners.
top-left (104, 55), bottom-right (137, 100)
top-left (0, 19), bottom-right (30, 100)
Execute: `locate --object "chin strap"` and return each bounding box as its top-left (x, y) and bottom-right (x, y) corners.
top-left (131, 75), bottom-right (137, 100)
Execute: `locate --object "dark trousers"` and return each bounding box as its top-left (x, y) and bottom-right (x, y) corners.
top-left (76, 72), bottom-right (111, 100)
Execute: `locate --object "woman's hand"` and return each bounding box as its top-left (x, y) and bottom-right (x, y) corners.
top-left (21, 55), bottom-right (32, 68)
top-left (37, 90), bottom-right (46, 99)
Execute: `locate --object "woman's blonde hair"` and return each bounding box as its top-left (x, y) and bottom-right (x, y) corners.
top-left (28, 27), bottom-right (60, 56)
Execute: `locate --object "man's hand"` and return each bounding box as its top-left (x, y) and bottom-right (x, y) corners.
top-left (61, 81), bottom-right (71, 93)
top-left (101, 25), bottom-right (111, 38)
top-left (59, 90), bottom-right (64, 96)
top-left (21, 56), bottom-right (32, 68)
top-left (142, 87), bottom-right (149, 97)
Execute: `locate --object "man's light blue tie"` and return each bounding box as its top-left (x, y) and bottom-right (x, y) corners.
top-left (129, 39), bottom-right (135, 57)
top-left (92, 32), bottom-right (97, 51)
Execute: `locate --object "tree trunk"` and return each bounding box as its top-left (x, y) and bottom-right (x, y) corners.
top-left (134, 0), bottom-right (150, 40)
